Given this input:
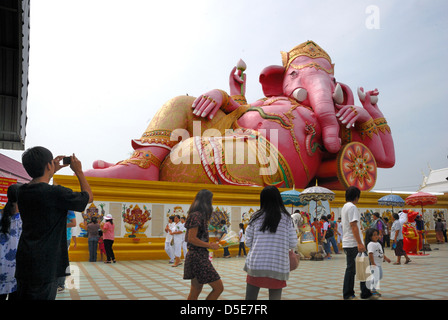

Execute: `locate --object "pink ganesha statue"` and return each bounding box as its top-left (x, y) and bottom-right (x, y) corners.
top-left (85, 41), bottom-right (395, 191)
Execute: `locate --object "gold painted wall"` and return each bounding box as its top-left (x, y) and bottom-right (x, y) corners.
top-left (54, 174), bottom-right (448, 208)
top-left (54, 174), bottom-right (448, 237)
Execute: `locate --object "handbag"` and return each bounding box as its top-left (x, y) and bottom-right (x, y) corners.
top-left (289, 249), bottom-right (300, 271)
top-left (355, 252), bottom-right (370, 282)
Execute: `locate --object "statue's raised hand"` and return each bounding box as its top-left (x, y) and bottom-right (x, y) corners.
top-left (229, 59), bottom-right (247, 96)
top-left (357, 87), bottom-right (383, 119)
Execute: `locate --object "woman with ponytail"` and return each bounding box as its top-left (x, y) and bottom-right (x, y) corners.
top-left (0, 184), bottom-right (22, 300)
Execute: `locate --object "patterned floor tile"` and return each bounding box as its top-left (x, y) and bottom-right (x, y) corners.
top-left (57, 243), bottom-right (448, 300)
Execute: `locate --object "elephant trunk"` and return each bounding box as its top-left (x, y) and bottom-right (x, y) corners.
top-left (306, 78), bottom-right (341, 154)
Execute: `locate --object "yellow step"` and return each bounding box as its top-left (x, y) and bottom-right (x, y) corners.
top-left (68, 237), bottom-right (249, 261)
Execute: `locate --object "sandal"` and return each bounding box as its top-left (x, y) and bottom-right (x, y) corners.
top-left (393, 262), bottom-right (401, 265)
top-left (405, 259), bottom-right (411, 264)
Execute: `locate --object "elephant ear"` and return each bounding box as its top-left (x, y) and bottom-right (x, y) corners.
top-left (337, 82), bottom-right (355, 105)
top-left (259, 65), bottom-right (285, 97)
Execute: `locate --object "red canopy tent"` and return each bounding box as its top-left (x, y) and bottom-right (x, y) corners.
top-left (405, 192), bottom-right (438, 209)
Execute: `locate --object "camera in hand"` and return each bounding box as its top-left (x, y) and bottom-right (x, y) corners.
top-left (63, 157), bottom-right (71, 165)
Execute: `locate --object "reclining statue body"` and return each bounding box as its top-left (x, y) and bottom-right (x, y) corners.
top-left (85, 41), bottom-right (395, 190)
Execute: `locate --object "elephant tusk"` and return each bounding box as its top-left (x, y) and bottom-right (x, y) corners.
top-left (370, 95), bottom-right (378, 105)
top-left (332, 83), bottom-right (344, 104)
top-left (292, 88), bottom-right (308, 103)
top-left (357, 87), bottom-right (366, 102)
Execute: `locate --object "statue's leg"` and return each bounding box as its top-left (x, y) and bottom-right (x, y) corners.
top-left (84, 95), bottom-right (226, 180)
top-left (160, 132), bottom-right (293, 187)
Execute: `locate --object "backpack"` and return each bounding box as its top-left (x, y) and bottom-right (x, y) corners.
top-left (325, 222), bottom-right (334, 238)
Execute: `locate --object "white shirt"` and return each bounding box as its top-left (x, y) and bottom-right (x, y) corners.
top-left (239, 229), bottom-right (245, 242)
top-left (398, 211), bottom-right (408, 225)
top-left (165, 222), bottom-right (174, 242)
top-left (341, 202), bottom-right (364, 248)
top-left (391, 220), bottom-right (403, 240)
top-left (171, 222), bottom-right (184, 241)
top-left (367, 241), bottom-right (384, 266)
top-left (180, 222), bottom-right (187, 242)
top-left (337, 221), bottom-right (343, 235)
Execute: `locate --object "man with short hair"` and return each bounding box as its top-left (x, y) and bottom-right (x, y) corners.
top-left (341, 186), bottom-right (375, 300)
top-left (16, 146), bottom-right (93, 300)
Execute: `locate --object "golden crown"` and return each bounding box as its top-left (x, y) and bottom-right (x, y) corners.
top-left (281, 40), bottom-right (334, 71)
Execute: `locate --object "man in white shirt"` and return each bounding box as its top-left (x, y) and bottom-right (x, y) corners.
top-left (337, 217), bottom-right (343, 246)
top-left (170, 215), bottom-right (184, 267)
top-left (341, 186), bottom-right (376, 300)
top-left (164, 216), bottom-right (175, 264)
top-left (180, 216), bottom-right (188, 258)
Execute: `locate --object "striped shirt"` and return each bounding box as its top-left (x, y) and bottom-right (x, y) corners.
top-left (244, 212), bottom-right (298, 280)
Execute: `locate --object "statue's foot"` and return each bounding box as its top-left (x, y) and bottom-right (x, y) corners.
top-left (84, 163), bottom-right (160, 181)
top-left (85, 147), bottom-right (168, 181)
top-left (92, 160), bottom-right (115, 169)
top-left (85, 149), bottom-right (165, 180)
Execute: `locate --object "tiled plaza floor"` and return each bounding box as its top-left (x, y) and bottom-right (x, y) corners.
top-left (57, 243), bottom-right (448, 300)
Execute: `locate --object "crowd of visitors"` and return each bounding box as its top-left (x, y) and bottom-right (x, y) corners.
top-left (0, 146), bottom-right (446, 300)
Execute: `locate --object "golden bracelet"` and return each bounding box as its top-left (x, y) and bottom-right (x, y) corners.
top-left (218, 90), bottom-right (230, 108)
top-left (355, 118), bottom-right (378, 140)
top-left (374, 117), bottom-right (391, 134)
top-left (231, 94), bottom-right (248, 106)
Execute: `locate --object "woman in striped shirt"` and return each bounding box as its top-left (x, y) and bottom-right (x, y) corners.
top-left (244, 186), bottom-right (298, 300)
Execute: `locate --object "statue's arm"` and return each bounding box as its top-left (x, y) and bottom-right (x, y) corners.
top-left (192, 60), bottom-right (264, 119)
top-left (335, 88), bottom-right (395, 168)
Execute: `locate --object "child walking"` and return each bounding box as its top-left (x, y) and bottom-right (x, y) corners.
top-left (365, 228), bottom-right (391, 297)
top-left (238, 223), bottom-right (247, 257)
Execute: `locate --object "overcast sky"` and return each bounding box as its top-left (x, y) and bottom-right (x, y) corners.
top-left (2, 0), bottom-right (448, 192)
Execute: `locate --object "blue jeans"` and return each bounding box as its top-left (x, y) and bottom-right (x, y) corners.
top-left (88, 237), bottom-right (99, 262)
top-left (328, 235), bottom-right (339, 253)
top-left (323, 239), bottom-right (331, 255)
top-left (223, 246), bottom-right (230, 257)
top-left (343, 247), bottom-right (372, 299)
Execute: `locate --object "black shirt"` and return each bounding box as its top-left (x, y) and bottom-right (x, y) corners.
top-left (16, 183), bottom-right (89, 284)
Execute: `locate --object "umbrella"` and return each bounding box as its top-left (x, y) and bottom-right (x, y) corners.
top-left (378, 194), bottom-right (405, 213)
top-left (299, 185), bottom-right (335, 252)
top-left (281, 189), bottom-right (308, 214)
top-left (405, 192), bottom-right (438, 208)
top-left (299, 186), bottom-right (335, 203)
